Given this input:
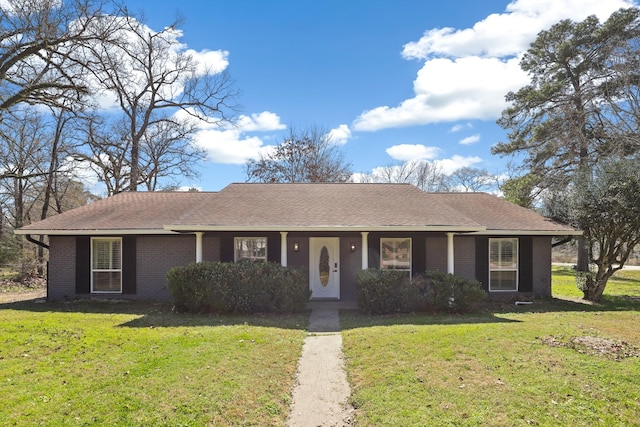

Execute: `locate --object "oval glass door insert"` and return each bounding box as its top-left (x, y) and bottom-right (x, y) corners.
top-left (319, 246), bottom-right (330, 287)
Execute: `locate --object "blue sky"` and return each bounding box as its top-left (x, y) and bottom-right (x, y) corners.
top-left (119, 0), bottom-right (635, 191)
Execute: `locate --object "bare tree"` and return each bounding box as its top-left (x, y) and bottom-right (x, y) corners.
top-left (245, 126), bottom-right (352, 183)
top-left (0, 0), bottom-right (122, 113)
top-left (448, 167), bottom-right (496, 192)
top-left (357, 160), bottom-right (449, 192)
top-left (81, 15), bottom-right (238, 192)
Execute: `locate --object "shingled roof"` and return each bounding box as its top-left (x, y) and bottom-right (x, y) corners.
top-left (16, 183), bottom-right (579, 236)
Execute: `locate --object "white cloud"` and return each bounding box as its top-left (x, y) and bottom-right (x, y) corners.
top-left (193, 129), bottom-right (268, 164)
top-left (353, 0), bottom-right (635, 132)
top-left (190, 111), bottom-right (285, 164)
top-left (353, 56), bottom-right (528, 130)
top-left (450, 123), bottom-right (473, 133)
top-left (326, 124), bottom-right (352, 145)
top-left (402, 0), bottom-right (634, 59)
top-left (459, 134), bottom-right (480, 145)
top-left (435, 155), bottom-right (482, 175)
top-left (236, 112), bottom-right (287, 132)
top-left (386, 144), bottom-right (440, 161)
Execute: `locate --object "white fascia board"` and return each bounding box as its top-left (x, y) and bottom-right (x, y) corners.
top-left (163, 225), bottom-right (487, 233)
top-left (470, 229), bottom-right (583, 236)
top-left (14, 229), bottom-right (176, 236)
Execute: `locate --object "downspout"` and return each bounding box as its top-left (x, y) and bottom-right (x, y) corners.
top-left (26, 234), bottom-right (50, 250)
top-left (552, 236), bottom-right (573, 248)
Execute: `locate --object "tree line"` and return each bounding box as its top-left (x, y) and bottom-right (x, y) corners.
top-left (0, 0), bottom-right (237, 274)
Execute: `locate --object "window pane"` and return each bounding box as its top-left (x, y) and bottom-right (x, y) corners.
top-left (235, 238), bottom-right (267, 261)
top-left (92, 238), bottom-right (122, 293)
top-left (93, 271), bottom-right (121, 292)
top-left (490, 239), bottom-right (517, 269)
top-left (381, 238), bottom-right (411, 271)
top-left (92, 239), bottom-right (121, 269)
top-left (490, 270), bottom-right (517, 291)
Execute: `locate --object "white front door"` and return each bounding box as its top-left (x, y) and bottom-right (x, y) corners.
top-left (309, 237), bottom-right (340, 299)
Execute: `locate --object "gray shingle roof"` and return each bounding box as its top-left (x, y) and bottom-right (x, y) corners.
top-left (16, 183), bottom-right (579, 235)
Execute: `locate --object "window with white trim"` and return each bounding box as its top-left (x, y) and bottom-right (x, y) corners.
top-left (489, 238), bottom-right (518, 291)
top-left (235, 237), bottom-right (267, 262)
top-left (381, 238), bottom-right (412, 279)
top-left (91, 237), bottom-right (122, 293)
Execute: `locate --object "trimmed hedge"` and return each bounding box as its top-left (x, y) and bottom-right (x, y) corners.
top-left (167, 261), bottom-right (310, 313)
top-left (356, 269), bottom-right (487, 314)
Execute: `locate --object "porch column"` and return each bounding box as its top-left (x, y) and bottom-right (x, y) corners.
top-left (280, 231), bottom-right (288, 267)
top-left (447, 232), bottom-right (455, 274)
top-left (361, 232), bottom-right (369, 270)
top-left (195, 232), bottom-right (203, 263)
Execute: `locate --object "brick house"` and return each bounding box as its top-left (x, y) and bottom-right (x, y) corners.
top-left (16, 183), bottom-right (580, 302)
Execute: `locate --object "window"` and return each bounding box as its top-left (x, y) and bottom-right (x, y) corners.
top-left (381, 238), bottom-right (412, 279)
top-left (235, 237), bottom-right (267, 262)
top-left (92, 238), bottom-right (122, 293)
top-left (489, 238), bottom-right (518, 291)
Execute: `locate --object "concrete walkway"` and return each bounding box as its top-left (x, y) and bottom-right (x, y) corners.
top-left (287, 302), bottom-right (355, 426)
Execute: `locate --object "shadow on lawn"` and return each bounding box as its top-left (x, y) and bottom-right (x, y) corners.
top-left (0, 298), bottom-right (310, 330)
top-left (339, 296), bottom-right (640, 330)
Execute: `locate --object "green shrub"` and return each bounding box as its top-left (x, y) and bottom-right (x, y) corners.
top-left (356, 269), bottom-right (487, 314)
top-left (411, 271), bottom-right (487, 313)
top-left (356, 269), bottom-right (412, 314)
top-left (167, 261), bottom-right (310, 314)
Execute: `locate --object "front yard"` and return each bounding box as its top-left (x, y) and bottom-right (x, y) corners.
top-left (1, 267), bottom-right (639, 426)
top-left (342, 267), bottom-right (640, 426)
top-left (0, 301), bottom-right (307, 426)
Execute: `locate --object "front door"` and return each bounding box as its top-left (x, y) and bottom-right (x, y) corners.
top-left (309, 237), bottom-right (340, 299)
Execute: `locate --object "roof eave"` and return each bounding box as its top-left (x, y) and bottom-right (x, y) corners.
top-left (470, 229), bottom-right (583, 236)
top-left (164, 225), bottom-right (486, 233)
top-left (14, 229), bottom-right (175, 236)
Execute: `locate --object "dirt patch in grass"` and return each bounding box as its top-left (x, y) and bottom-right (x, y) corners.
top-left (540, 335), bottom-right (640, 361)
top-left (0, 276), bottom-right (46, 303)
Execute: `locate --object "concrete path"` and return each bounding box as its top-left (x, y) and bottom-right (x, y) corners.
top-left (287, 302), bottom-right (355, 426)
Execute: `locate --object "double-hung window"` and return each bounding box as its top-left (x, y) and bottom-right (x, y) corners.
top-left (92, 237), bottom-right (122, 293)
top-left (381, 238), bottom-right (412, 280)
top-left (489, 238), bottom-right (518, 291)
top-left (235, 237), bottom-right (267, 262)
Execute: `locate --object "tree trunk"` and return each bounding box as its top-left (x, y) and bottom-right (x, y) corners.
top-left (582, 279), bottom-right (606, 301)
top-left (575, 235), bottom-right (589, 272)
top-left (130, 140), bottom-right (139, 192)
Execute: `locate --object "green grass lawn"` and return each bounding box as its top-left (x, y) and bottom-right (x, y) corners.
top-left (341, 267), bottom-right (640, 426)
top-left (3, 269), bottom-right (640, 426)
top-left (0, 301), bottom-right (308, 426)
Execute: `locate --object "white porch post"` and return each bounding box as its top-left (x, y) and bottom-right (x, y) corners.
top-left (447, 232), bottom-right (455, 274)
top-left (361, 232), bottom-right (369, 270)
top-left (195, 232), bottom-right (203, 263)
top-left (280, 231), bottom-right (288, 267)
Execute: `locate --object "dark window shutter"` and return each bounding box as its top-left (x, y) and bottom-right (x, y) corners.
top-left (75, 236), bottom-right (91, 294)
top-left (267, 233), bottom-right (281, 264)
top-left (412, 234), bottom-right (426, 275)
top-left (518, 237), bottom-right (533, 292)
top-left (220, 235), bottom-right (234, 262)
top-left (368, 235), bottom-right (380, 269)
top-left (122, 236), bottom-right (137, 294)
top-left (475, 237), bottom-right (489, 291)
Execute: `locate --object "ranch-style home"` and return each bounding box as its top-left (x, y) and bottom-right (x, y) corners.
top-left (16, 183), bottom-right (580, 302)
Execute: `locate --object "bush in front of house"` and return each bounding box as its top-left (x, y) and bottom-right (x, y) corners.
top-left (356, 269), bottom-right (487, 314)
top-left (167, 261), bottom-right (310, 314)
top-left (355, 269), bottom-right (413, 314)
top-left (410, 270), bottom-right (487, 313)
